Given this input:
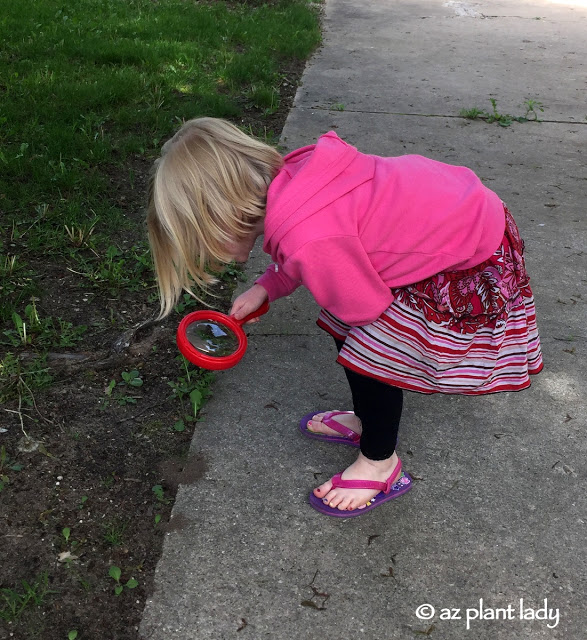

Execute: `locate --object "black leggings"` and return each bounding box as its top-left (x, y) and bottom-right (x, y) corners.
top-left (334, 338), bottom-right (403, 461)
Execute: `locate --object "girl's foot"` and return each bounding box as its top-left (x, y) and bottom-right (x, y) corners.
top-left (313, 451), bottom-right (400, 512)
top-left (306, 410), bottom-right (362, 439)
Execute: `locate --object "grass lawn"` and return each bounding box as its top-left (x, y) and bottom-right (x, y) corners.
top-left (0, 1), bottom-right (321, 637)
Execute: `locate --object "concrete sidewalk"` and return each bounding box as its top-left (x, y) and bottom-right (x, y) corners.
top-left (140, 1), bottom-right (586, 638)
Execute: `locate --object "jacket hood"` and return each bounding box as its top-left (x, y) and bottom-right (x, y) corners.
top-left (263, 132), bottom-right (375, 254)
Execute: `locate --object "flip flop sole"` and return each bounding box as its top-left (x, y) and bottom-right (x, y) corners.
top-left (299, 411), bottom-right (361, 448)
top-left (308, 472), bottom-right (412, 517)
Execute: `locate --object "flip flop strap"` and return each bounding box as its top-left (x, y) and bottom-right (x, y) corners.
top-left (331, 459), bottom-right (402, 495)
top-left (321, 411), bottom-right (361, 442)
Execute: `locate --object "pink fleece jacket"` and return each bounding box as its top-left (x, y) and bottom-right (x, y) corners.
top-left (256, 132), bottom-right (505, 326)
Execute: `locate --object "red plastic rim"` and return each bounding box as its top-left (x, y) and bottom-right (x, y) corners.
top-left (177, 311), bottom-right (247, 370)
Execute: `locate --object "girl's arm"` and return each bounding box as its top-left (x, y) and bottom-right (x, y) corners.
top-left (254, 262), bottom-right (300, 300)
top-left (230, 263), bottom-right (299, 322)
top-left (283, 236), bottom-right (393, 326)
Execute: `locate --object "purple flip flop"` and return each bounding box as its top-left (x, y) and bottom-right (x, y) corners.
top-left (299, 411), bottom-right (361, 448)
top-left (308, 458), bottom-right (412, 518)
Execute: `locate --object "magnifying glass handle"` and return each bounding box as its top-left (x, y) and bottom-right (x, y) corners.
top-left (236, 299), bottom-right (270, 325)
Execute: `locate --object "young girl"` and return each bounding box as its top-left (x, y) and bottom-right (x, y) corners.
top-left (147, 117), bottom-right (543, 518)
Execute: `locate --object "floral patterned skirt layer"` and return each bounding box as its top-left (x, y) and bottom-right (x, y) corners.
top-left (317, 206), bottom-right (544, 395)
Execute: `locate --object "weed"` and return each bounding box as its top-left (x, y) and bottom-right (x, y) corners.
top-left (459, 106), bottom-right (485, 120)
top-left (74, 244), bottom-right (153, 294)
top-left (1, 301), bottom-right (86, 349)
top-left (523, 99), bottom-right (545, 121)
top-left (459, 97), bottom-right (545, 127)
top-left (60, 527), bottom-right (81, 562)
top-left (102, 472), bottom-right (116, 489)
top-left (173, 419), bottom-right (186, 432)
top-left (108, 566), bottom-right (138, 596)
top-left (0, 255), bottom-right (17, 285)
top-left (0, 572), bottom-right (56, 622)
top-left (65, 220), bottom-right (97, 248)
top-left (242, 124), bottom-right (281, 147)
top-left (121, 370), bottom-right (143, 388)
top-left (330, 103), bottom-right (346, 111)
top-left (152, 484), bottom-right (170, 505)
top-left (0, 352), bottom-right (53, 406)
top-left (173, 293), bottom-right (202, 315)
top-left (102, 519), bottom-right (127, 547)
top-left (118, 394), bottom-right (137, 407)
top-left (100, 379), bottom-right (117, 409)
top-left (222, 261), bottom-right (247, 283)
top-left (168, 356), bottom-right (214, 420)
top-left (485, 98), bottom-right (515, 127)
top-left (247, 84), bottom-right (280, 114)
top-left (68, 631), bottom-right (79, 640)
top-left (101, 370), bottom-right (144, 408)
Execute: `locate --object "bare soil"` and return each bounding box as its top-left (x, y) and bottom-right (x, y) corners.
top-left (0, 59), bottom-right (307, 640)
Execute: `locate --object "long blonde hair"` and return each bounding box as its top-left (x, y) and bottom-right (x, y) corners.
top-left (146, 117), bottom-right (283, 318)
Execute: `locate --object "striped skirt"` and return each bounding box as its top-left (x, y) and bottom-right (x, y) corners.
top-left (317, 207), bottom-right (543, 395)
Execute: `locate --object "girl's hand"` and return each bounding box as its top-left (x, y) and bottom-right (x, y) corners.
top-left (230, 284), bottom-right (269, 323)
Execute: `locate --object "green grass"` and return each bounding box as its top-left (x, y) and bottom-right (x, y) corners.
top-left (102, 519), bottom-right (128, 547)
top-left (0, 572), bottom-right (56, 622)
top-left (0, 352), bottom-right (54, 405)
top-left (0, 0), bottom-right (321, 323)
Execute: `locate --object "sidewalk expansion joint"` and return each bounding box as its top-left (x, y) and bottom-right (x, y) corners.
top-left (303, 106), bottom-right (587, 126)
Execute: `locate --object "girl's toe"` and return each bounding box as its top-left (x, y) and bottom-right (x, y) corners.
top-left (350, 495), bottom-right (369, 510)
top-left (313, 479), bottom-right (333, 497)
top-left (337, 496), bottom-right (353, 511)
top-left (327, 493), bottom-right (343, 509)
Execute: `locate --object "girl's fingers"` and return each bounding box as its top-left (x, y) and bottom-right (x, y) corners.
top-left (232, 306), bottom-right (253, 321)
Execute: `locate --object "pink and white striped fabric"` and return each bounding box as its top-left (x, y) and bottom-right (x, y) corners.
top-left (317, 207), bottom-right (544, 395)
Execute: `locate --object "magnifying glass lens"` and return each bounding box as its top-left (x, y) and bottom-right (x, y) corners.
top-left (185, 320), bottom-right (240, 357)
top-left (177, 300), bottom-right (269, 369)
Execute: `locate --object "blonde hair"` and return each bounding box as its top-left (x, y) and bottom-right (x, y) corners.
top-left (146, 117), bottom-right (283, 318)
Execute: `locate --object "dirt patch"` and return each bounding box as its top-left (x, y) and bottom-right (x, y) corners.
top-left (0, 60), bottom-right (309, 640)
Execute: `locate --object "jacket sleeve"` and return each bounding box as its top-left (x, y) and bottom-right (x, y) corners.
top-left (255, 263), bottom-right (301, 300)
top-left (282, 236), bottom-right (393, 326)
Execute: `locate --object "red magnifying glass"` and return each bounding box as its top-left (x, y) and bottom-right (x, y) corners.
top-left (176, 300), bottom-right (270, 370)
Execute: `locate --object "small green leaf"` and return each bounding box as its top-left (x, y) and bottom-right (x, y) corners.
top-left (109, 565), bottom-right (121, 582)
top-left (126, 578), bottom-right (138, 589)
top-left (189, 389), bottom-right (202, 408)
top-left (114, 584), bottom-right (124, 596)
top-left (12, 312), bottom-right (23, 331)
top-left (68, 631), bottom-right (78, 640)
top-left (62, 527), bottom-right (71, 542)
top-left (173, 420), bottom-right (185, 432)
